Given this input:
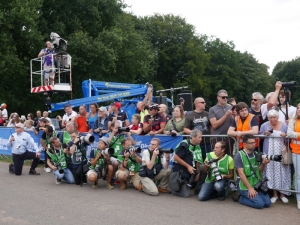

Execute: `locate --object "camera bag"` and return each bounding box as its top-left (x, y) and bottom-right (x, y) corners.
top-left (139, 150), bottom-right (162, 179)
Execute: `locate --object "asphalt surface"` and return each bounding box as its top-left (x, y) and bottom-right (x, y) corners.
top-left (0, 162), bottom-right (299, 225)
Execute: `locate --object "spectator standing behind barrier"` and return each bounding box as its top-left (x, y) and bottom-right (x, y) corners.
top-left (34, 110), bottom-right (42, 127)
top-left (143, 104), bottom-right (166, 135)
top-left (23, 120), bottom-right (35, 132)
top-left (87, 103), bottom-right (99, 133)
top-left (169, 129), bottom-right (205, 197)
top-left (34, 118), bottom-right (47, 135)
top-left (234, 134), bottom-right (271, 209)
top-left (248, 92), bottom-right (264, 129)
top-left (287, 103), bottom-right (300, 210)
top-left (38, 41), bottom-right (56, 86)
top-left (26, 113), bottom-right (34, 122)
top-left (184, 97), bottom-right (212, 155)
top-left (7, 123), bottom-right (41, 175)
top-left (227, 102), bottom-right (259, 151)
top-left (198, 141), bottom-right (234, 201)
top-left (108, 102), bottom-right (129, 129)
top-left (259, 109), bottom-right (290, 204)
top-left (136, 87), bottom-right (152, 123)
top-left (87, 137), bottom-right (114, 189)
top-left (75, 105), bottom-right (89, 133)
top-left (93, 107), bottom-right (109, 136)
top-left (278, 90), bottom-right (296, 124)
top-left (7, 113), bottom-right (20, 127)
top-left (47, 137), bottom-right (75, 184)
top-left (116, 138), bottom-right (142, 190)
top-left (56, 104), bottom-right (77, 130)
top-left (128, 114), bottom-right (143, 135)
top-left (164, 105), bottom-right (185, 136)
top-left (159, 104), bottom-right (172, 122)
top-left (0, 103), bottom-right (8, 121)
top-left (139, 138), bottom-right (171, 195)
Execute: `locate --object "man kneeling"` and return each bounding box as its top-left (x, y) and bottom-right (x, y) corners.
top-left (47, 137), bottom-right (75, 184)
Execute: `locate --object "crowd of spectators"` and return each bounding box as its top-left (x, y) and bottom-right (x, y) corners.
top-left (2, 81), bottom-right (300, 210)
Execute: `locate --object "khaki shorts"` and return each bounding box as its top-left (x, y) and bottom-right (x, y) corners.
top-left (44, 65), bottom-right (55, 79)
top-left (116, 169), bottom-right (129, 179)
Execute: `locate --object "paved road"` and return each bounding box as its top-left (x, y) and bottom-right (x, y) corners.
top-left (0, 162), bottom-right (299, 225)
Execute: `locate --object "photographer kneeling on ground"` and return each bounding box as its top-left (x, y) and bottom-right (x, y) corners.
top-left (234, 134), bottom-right (271, 209)
top-left (87, 137), bottom-right (114, 189)
top-left (198, 141), bottom-right (234, 201)
top-left (169, 129), bottom-right (205, 197)
top-left (47, 137), bottom-right (75, 184)
top-left (139, 138), bottom-right (171, 196)
top-left (116, 138), bottom-right (142, 190)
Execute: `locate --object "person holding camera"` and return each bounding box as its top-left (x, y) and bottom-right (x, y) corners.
top-left (38, 41), bottom-right (56, 86)
top-left (116, 138), bottom-right (142, 190)
top-left (234, 134), bottom-right (271, 209)
top-left (108, 102), bottom-right (129, 130)
top-left (56, 104), bottom-right (77, 130)
top-left (136, 86), bottom-right (152, 123)
top-left (139, 138), bottom-right (171, 195)
top-left (92, 106), bottom-right (109, 136)
top-left (198, 141), bottom-right (234, 201)
top-left (169, 129), bottom-right (205, 197)
top-left (7, 123), bottom-right (41, 175)
top-left (164, 105), bottom-right (185, 136)
top-left (143, 104), bottom-right (166, 135)
top-left (47, 137), bottom-right (75, 184)
top-left (87, 137), bottom-right (114, 189)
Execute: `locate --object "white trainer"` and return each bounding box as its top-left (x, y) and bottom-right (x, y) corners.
top-left (270, 197), bottom-right (278, 203)
top-left (297, 200), bottom-right (300, 210)
top-left (45, 167), bottom-right (52, 173)
top-left (280, 196), bottom-right (289, 203)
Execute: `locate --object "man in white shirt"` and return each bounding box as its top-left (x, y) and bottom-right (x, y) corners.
top-left (56, 104), bottom-right (77, 129)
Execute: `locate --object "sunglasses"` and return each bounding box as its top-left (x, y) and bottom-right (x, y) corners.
top-left (15, 126), bottom-right (21, 128)
top-left (219, 96), bottom-right (228, 99)
top-left (251, 99), bottom-right (259, 101)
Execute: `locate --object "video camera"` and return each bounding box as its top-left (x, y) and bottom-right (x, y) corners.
top-left (125, 146), bottom-right (142, 154)
top-left (207, 158), bottom-right (222, 181)
top-left (255, 153), bottom-right (282, 162)
top-left (281, 81), bottom-right (296, 88)
top-left (157, 148), bottom-right (174, 155)
top-left (77, 135), bottom-right (95, 145)
top-left (118, 127), bottom-right (130, 133)
top-left (50, 32), bottom-right (67, 52)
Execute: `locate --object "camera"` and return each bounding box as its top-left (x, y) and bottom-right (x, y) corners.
top-left (78, 135), bottom-right (95, 144)
top-left (254, 177), bottom-right (269, 193)
top-left (255, 153), bottom-right (282, 162)
top-left (281, 81), bottom-right (296, 88)
top-left (186, 170), bottom-right (199, 188)
top-left (99, 148), bottom-right (115, 156)
top-left (54, 162), bottom-right (64, 174)
top-left (118, 127), bottom-right (130, 133)
top-left (98, 127), bottom-right (104, 137)
top-left (207, 159), bottom-right (222, 181)
top-left (169, 129), bottom-right (177, 137)
top-left (268, 129), bottom-right (273, 133)
top-left (158, 148), bottom-right (174, 154)
top-left (125, 146), bottom-right (142, 154)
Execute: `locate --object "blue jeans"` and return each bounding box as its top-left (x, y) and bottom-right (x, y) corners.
top-left (198, 179), bottom-right (226, 201)
top-left (238, 189), bottom-right (271, 209)
top-left (292, 153), bottom-right (300, 201)
top-left (54, 168), bottom-right (75, 184)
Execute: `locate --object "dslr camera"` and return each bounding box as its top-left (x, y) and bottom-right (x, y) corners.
top-left (54, 162), bottom-right (64, 174)
top-left (125, 146), bottom-right (142, 154)
top-left (207, 158), bottom-right (222, 181)
top-left (255, 153), bottom-right (282, 162)
top-left (169, 129), bottom-right (177, 137)
top-left (118, 127), bottom-right (130, 133)
top-left (98, 127), bottom-right (104, 137)
top-left (186, 170), bottom-right (199, 188)
top-left (99, 148), bottom-right (115, 156)
top-left (254, 177), bottom-right (269, 193)
top-left (157, 148), bottom-right (174, 155)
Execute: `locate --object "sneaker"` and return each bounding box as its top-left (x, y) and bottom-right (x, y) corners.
top-left (120, 183), bottom-right (127, 190)
top-left (218, 196), bottom-right (226, 201)
top-left (280, 196), bottom-right (289, 203)
top-left (56, 179), bottom-right (62, 184)
top-left (45, 167), bottom-right (52, 173)
top-left (158, 187), bottom-right (169, 193)
top-left (297, 200), bottom-right (300, 210)
top-left (92, 181), bottom-right (98, 189)
top-left (271, 197), bottom-right (278, 204)
top-left (9, 164), bottom-right (14, 174)
top-left (29, 169), bottom-right (40, 175)
top-left (106, 182), bottom-right (115, 190)
top-left (231, 191), bottom-right (240, 202)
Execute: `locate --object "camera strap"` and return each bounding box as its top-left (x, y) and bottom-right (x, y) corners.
top-left (109, 134), bottom-right (122, 148)
top-left (171, 119), bottom-right (179, 132)
top-left (242, 150), bottom-right (259, 180)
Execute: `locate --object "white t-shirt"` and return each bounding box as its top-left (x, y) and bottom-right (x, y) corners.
top-left (278, 106), bottom-right (296, 123)
top-left (142, 149), bottom-right (166, 166)
top-left (1, 108), bottom-right (8, 118)
top-left (261, 103), bottom-right (275, 120)
top-left (62, 111), bottom-right (77, 122)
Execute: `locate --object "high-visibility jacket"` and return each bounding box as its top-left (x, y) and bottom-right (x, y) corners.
top-left (235, 113), bottom-right (258, 149)
top-left (290, 119), bottom-right (300, 154)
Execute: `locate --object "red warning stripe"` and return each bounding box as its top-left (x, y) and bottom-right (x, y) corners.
top-left (31, 85), bottom-right (53, 93)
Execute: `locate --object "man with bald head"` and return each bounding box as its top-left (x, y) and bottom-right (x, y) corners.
top-left (159, 104), bottom-right (172, 122)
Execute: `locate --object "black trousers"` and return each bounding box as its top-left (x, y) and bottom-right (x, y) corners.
top-left (12, 151), bottom-right (39, 175)
top-left (71, 164), bottom-right (87, 185)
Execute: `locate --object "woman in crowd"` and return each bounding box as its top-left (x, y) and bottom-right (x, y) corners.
top-left (259, 109), bottom-right (290, 204)
top-left (128, 114), bottom-right (143, 135)
top-left (287, 103), bottom-right (300, 210)
top-left (7, 113), bottom-right (20, 127)
top-left (164, 105), bottom-right (185, 135)
top-left (27, 113), bottom-right (34, 121)
top-left (87, 103), bottom-right (99, 133)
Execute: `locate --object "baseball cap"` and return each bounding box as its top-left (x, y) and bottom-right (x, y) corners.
top-left (100, 136), bottom-right (110, 146)
top-left (149, 104), bottom-right (160, 110)
top-left (111, 102), bottom-right (121, 109)
top-left (98, 106), bottom-right (107, 113)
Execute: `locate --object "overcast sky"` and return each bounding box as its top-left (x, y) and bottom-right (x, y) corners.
top-left (123, 0), bottom-right (300, 74)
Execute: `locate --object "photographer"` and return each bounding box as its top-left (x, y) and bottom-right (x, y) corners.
top-left (69, 131), bottom-right (89, 185)
top-left (170, 129), bottom-right (205, 197)
top-left (87, 137), bottom-right (114, 189)
top-left (198, 141), bottom-right (234, 201)
top-left (38, 41), bottom-right (56, 85)
top-left (139, 138), bottom-right (171, 196)
top-left (234, 134), bottom-right (271, 209)
top-left (92, 106), bottom-right (109, 136)
top-left (47, 137), bottom-right (74, 184)
top-left (116, 138), bottom-right (142, 190)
